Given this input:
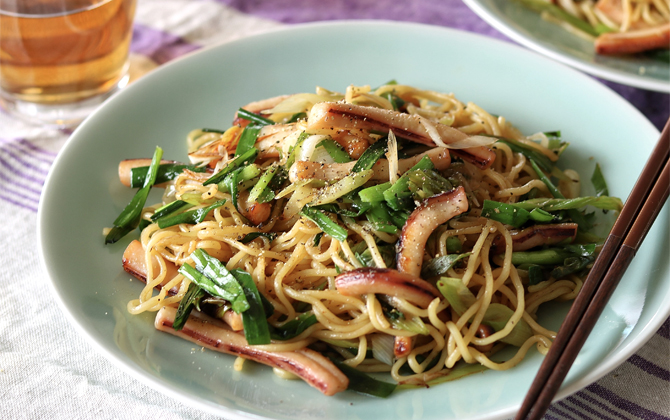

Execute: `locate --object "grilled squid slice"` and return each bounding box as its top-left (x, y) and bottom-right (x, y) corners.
top-left (492, 223), bottom-right (579, 253)
top-left (306, 102), bottom-right (495, 169)
top-left (122, 240), bottom-right (180, 290)
top-left (595, 23), bottom-right (670, 54)
top-left (289, 146), bottom-right (451, 182)
top-left (397, 186), bottom-right (469, 277)
top-left (335, 267), bottom-right (440, 308)
top-left (122, 240), bottom-right (242, 331)
top-left (154, 306), bottom-right (349, 396)
top-left (118, 158), bottom-right (175, 188)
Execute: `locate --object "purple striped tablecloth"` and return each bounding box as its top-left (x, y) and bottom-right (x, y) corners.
top-left (1, 1), bottom-right (668, 419)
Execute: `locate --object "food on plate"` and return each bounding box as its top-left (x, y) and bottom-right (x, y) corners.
top-left (519, 0), bottom-right (670, 56)
top-left (104, 82), bottom-right (622, 397)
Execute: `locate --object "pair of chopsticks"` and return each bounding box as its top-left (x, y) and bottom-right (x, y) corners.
top-left (516, 118), bottom-right (670, 420)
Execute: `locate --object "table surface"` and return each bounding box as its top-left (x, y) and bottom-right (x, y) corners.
top-left (1, 1), bottom-right (668, 419)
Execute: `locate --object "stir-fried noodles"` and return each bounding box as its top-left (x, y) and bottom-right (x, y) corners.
top-left (106, 83), bottom-right (622, 396)
top-left (519, 0), bottom-right (670, 55)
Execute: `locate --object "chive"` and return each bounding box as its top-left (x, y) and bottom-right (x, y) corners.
top-left (129, 163), bottom-right (208, 188)
top-left (591, 163), bottom-right (609, 197)
top-left (239, 232), bottom-right (277, 244)
top-left (527, 264), bottom-right (548, 286)
top-left (316, 139), bottom-right (352, 163)
top-left (203, 148), bottom-right (259, 186)
top-left (311, 201), bottom-right (371, 217)
top-left (331, 359), bottom-right (397, 398)
top-left (530, 159), bottom-right (563, 198)
top-left (530, 158), bottom-right (602, 231)
top-left (236, 108), bottom-right (275, 126)
top-left (529, 208), bottom-right (556, 223)
top-left (359, 182), bottom-right (391, 203)
top-left (219, 168), bottom-right (243, 212)
top-left (365, 204), bottom-right (400, 234)
top-left (497, 138), bottom-right (555, 173)
top-left (383, 156), bottom-right (436, 211)
top-left (202, 128), bottom-right (225, 134)
top-left (155, 199), bottom-right (227, 229)
top-left (235, 125), bottom-right (262, 157)
top-left (446, 236), bottom-right (463, 253)
top-left (313, 232), bottom-right (324, 246)
top-left (513, 196), bottom-right (623, 212)
top-left (248, 164), bottom-right (279, 203)
top-left (285, 132), bottom-right (309, 169)
top-left (173, 283), bottom-right (206, 331)
top-left (481, 200), bottom-right (531, 228)
top-left (544, 131), bottom-right (563, 149)
top-left (151, 200), bottom-right (193, 221)
top-left (300, 206), bottom-right (348, 242)
top-left (230, 268), bottom-right (271, 345)
top-left (269, 312), bottom-right (318, 340)
top-left (105, 146), bottom-right (163, 244)
top-left (286, 112), bottom-right (307, 123)
top-left (380, 91), bottom-right (405, 111)
top-left (351, 139), bottom-right (387, 172)
top-left (189, 249), bottom-right (250, 313)
top-left (179, 264), bottom-right (236, 307)
top-left (511, 244), bottom-right (596, 266)
top-left (355, 244), bottom-right (396, 268)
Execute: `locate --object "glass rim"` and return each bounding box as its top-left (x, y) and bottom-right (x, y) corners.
top-left (0, 0), bottom-right (115, 18)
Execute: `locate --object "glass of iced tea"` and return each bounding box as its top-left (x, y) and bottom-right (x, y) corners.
top-left (0, 0), bottom-right (137, 127)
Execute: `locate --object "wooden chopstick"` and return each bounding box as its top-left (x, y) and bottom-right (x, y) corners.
top-left (516, 118), bottom-right (670, 420)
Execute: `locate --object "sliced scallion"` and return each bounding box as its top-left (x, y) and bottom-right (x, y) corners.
top-left (230, 268), bottom-right (271, 345)
top-left (105, 146), bottom-right (163, 244)
top-left (173, 282), bottom-right (206, 331)
top-left (269, 312), bottom-right (318, 340)
top-left (236, 108), bottom-right (275, 126)
top-left (331, 359), bottom-right (397, 398)
top-left (203, 148), bottom-right (258, 186)
top-left (129, 162), bottom-right (207, 188)
top-left (189, 249), bottom-right (250, 313)
top-left (300, 206), bottom-right (348, 242)
top-left (316, 139), bottom-right (352, 163)
top-left (155, 199), bottom-right (227, 229)
top-left (235, 125), bottom-right (262, 157)
top-left (351, 139), bottom-right (387, 172)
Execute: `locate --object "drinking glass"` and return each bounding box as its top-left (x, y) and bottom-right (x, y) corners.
top-left (0, 0), bottom-right (137, 127)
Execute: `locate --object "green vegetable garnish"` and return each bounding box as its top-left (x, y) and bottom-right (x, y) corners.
top-left (155, 199), bottom-right (227, 229)
top-left (187, 249), bottom-right (250, 313)
top-left (316, 139), bottom-right (352, 163)
top-left (129, 162), bottom-right (208, 188)
top-left (231, 268), bottom-right (271, 345)
top-left (173, 283), bottom-right (206, 331)
top-left (203, 148), bottom-right (258, 186)
top-left (105, 146), bottom-right (163, 244)
top-left (331, 359), bottom-right (397, 398)
top-left (300, 206), bottom-right (348, 242)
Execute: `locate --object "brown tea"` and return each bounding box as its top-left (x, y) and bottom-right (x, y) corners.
top-left (0, 0), bottom-right (136, 104)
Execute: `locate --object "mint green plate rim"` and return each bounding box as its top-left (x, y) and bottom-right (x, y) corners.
top-left (463, 0), bottom-right (670, 93)
top-left (37, 21), bottom-right (668, 420)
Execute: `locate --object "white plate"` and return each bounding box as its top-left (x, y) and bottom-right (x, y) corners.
top-left (37, 21), bottom-right (668, 420)
top-left (463, 0), bottom-right (670, 92)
